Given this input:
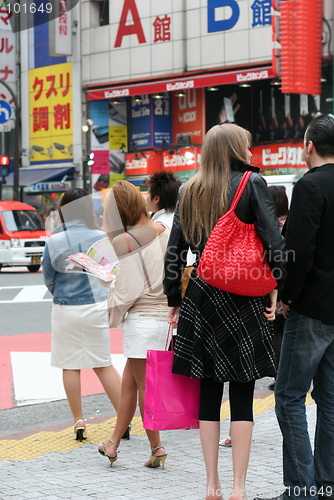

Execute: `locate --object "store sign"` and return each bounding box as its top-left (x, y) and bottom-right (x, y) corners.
top-left (162, 148), bottom-right (196, 172)
top-left (29, 62), bottom-right (73, 163)
top-left (125, 150), bottom-right (160, 176)
top-left (87, 66), bottom-right (275, 102)
top-left (24, 181), bottom-right (72, 193)
top-left (49, 0), bottom-right (72, 57)
top-left (251, 143), bottom-right (306, 169)
top-left (95, 0), bottom-right (273, 83)
top-left (130, 94), bottom-right (152, 149)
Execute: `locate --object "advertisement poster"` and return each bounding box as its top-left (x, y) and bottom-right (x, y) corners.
top-left (152, 93), bottom-right (172, 147)
top-left (172, 88), bottom-right (205, 145)
top-left (129, 94), bottom-right (152, 149)
top-left (90, 99), bottom-right (127, 176)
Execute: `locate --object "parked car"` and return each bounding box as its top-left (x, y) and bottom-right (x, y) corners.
top-left (0, 201), bottom-right (48, 272)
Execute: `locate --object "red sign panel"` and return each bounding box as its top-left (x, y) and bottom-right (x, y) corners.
top-left (162, 147), bottom-right (196, 172)
top-left (87, 66), bottom-right (274, 101)
top-left (172, 89), bottom-right (204, 146)
top-left (91, 150), bottom-right (109, 174)
top-left (251, 143), bottom-right (306, 170)
top-left (125, 150), bottom-right (160, 176)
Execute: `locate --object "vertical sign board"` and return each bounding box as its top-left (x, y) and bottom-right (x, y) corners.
top-left (90, 100), bottom-right (109, 174)
top-left (29, 62), bottom-right (73, 163)
top-left (0, 9), bottom-right (16, 131)
top-left (172, 89), bottom-right (205, 145)
top-left (152, 93), bottom-right (172, 147)
top-left (49, 0), bottom-right (72, 56)
top-left (130, 95), bottom-right (152, 149)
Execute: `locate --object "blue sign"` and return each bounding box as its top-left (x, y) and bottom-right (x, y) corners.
top-left (153, 93), bottom-right (172, 147)
top-left (129, 95), bottom-right (152, 149)
top-left (0, 101), bottom-right (12, 124)
top-left (90, 100), bottom-right (109, 127)
top-left (207, 0), bottom-right (240, 33)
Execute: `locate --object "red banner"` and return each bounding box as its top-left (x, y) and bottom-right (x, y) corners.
top-left (251, 142), bottom-right (306, 170)
top-left (125, 150), bottom-right (160, 176)
top-left (87, 67), bottom-right (274, 101)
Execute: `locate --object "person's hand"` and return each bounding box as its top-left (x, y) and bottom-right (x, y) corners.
top-left (168, 306), bottom-right (181, 326)
top-left (282, 303), bottom-right (290, 319)
top-left (263, 289), bottom-right (278, 321)
top-left (97, 277), bottom-right (111, 288)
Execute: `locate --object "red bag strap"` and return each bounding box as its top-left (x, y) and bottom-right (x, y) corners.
top-left (230, 171), bottom-right (252, 212)
top-left (165, 323), bottom-right (174, 351)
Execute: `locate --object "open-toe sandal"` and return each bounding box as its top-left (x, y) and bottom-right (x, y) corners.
top-left (219, 435), bottom-right (232, 447)
top-left (144, 445), bottom-right (167, 470)
top-left (98, 438), bottom-right (118, 467)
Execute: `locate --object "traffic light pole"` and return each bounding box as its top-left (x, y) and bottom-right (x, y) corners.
top-left (0, 80), bottom-right (20, 201)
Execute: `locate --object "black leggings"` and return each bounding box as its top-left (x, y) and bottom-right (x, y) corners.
top-left (199, 378), bottom-right (255, 422)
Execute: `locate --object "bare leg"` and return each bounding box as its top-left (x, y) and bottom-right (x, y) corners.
top-left (63, 369), bottom-right (84, 427)
top-left (93, 365), bottom-right (121, 412)
top-left (129, 358), bottom-right (166, 464)
top-left (229, 421), bottom-right (253, 500)
top-left (99, 360), bottom-right (137, 457)
top-left (200, 420), bottom-right (222, 500)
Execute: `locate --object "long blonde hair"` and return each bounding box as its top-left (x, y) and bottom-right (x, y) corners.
top-left (180, 123), bottom-right (251, 247)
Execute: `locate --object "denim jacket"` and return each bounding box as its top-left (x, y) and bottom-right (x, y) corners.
top-left (42, 219), bottom-right (109, 305)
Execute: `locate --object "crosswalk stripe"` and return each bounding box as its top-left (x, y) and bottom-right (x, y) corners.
top-left (0, 285), bottom-right (51, 303)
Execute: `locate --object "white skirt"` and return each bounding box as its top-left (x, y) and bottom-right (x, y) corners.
top-left (51, 300), bottom-right (112, 369)
top-left (122, 312), bottom-right (170, 359)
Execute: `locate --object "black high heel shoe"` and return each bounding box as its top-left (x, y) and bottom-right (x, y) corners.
top-left (74, 419), bottom-right (87, 442)
top-left (121, 425), bottom-right (131, 440)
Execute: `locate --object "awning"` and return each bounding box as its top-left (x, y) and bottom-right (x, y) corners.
top-left (5, 166), bottom-right (75, 187)
top-left (87, 65), bottom-right (275, 101)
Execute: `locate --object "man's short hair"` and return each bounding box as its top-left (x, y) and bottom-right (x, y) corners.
top-left (145, 171), bottom-right (182, 212)
top-left (305, 114), bottom-right (334, 158)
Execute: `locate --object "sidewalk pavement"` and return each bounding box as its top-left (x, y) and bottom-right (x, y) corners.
top-left (0, 391), bottom-right (316, 500)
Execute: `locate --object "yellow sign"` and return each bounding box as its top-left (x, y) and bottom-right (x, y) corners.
top-left (109, 126), bottom-right (128, 150)
top-left (29, 62), bottom-right (73, 162)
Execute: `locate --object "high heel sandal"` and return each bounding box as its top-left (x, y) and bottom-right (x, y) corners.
top-left (74, 419), bottom-right (87, 442)
top-left (144, 445), bottom-right (167, 470)
top-left (98, 438), bottom-right (118, 467)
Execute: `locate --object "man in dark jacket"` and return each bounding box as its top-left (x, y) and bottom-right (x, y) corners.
top-left (261, 115), bottom-right (334, 500)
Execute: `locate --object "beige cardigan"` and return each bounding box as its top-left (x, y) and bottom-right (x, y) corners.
top-left (108, 226), bottom-right (170, 327)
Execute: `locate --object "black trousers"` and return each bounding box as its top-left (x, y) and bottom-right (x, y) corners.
top-left (199, 377), bottom-right (255, 422)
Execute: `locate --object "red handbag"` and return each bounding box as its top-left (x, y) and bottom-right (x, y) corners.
top-left (196, 171), bottom-right (277, 297)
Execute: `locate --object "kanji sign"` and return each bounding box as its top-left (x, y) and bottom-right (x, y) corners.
top-left (29, 62), bottom-right (73, 162)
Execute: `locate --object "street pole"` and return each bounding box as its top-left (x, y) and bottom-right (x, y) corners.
top-left (0, 80), bottom-right (20, 201)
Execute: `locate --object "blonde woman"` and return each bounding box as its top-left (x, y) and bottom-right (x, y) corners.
top-left (163, 124), bottom-right (287, 500)
top-left (98, 181), bottom-right (170, 469)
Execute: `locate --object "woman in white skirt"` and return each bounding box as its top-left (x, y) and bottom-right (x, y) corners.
top-left (98, 181), bottom-right (170, 469)
top-left (42, 188), bottom-right (121, 441)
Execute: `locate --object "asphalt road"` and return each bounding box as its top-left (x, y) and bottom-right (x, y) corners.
top-left (0, 267), bottom-right (52, 336)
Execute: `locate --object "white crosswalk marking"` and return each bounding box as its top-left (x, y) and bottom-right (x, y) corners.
top-left (0, 285), bottom-right (52, 304)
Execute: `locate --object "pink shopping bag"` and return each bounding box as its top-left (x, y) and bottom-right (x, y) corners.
top-left (143, 325), bottom-right (201, 431)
